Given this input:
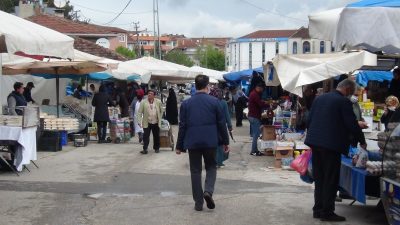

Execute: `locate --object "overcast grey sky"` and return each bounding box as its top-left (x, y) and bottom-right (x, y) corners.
top-left (68, 0), bottom-right (354, 38)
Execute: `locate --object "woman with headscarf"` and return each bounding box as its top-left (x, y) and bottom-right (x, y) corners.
top-left (210, 88), bottom-right (232, 168)
top-left (166, 88), bottom-right (179, 125)
top-left (130, 89), bottom-right (145, 143)
top-left (92, 85), bottom-right (113, 143)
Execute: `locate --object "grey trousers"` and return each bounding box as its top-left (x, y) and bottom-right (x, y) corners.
top-left (188, 149), bottom-right (217, 205)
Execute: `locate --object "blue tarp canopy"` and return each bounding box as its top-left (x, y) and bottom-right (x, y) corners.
top-left (223, 67), bottom-right (263, 82)
top-left (356, 70), bottom-right (393, 87)
top-left (347, 0), bottom-right (400, 7)
top-left (89, 72), bottom-right (112, 80)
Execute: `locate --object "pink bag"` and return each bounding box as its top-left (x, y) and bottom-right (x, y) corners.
top-left (290, 150), bottom-right (312, 175)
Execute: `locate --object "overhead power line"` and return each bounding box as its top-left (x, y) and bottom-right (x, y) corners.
top-left (103, 0), bottom-right (135, 25)
top-left (70, 1), bottom-right (152, 15)
top-left (239, 0), bottom-right (308, 22)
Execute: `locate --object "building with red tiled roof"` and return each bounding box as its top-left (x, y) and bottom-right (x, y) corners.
top-left (226, 27), bottom-right (333, 72)
top-left (127, 33), bottom-right (176, 57)
top-left (74, 38), bottom-right (128, 61)
top-left (27, 14), bottom-right (128, 51)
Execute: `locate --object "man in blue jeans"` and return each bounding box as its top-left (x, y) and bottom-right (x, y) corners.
top-left (248, 83), bottom-right (267, 156)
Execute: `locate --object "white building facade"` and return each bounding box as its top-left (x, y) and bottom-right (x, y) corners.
top-left (226, 28), bottom-right (333, 72)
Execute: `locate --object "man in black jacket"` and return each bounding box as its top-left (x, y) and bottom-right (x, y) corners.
top-left (305, 79), bottom-right (367, 222)
top-left (176, 75), bottom-right (229, 211)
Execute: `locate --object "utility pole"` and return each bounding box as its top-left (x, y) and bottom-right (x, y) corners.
top-left (153, 0), bottom-right (161, 59)
top-left (133, 21), bottom-right (140, 57)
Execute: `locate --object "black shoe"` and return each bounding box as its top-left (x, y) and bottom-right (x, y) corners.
top-left (320, 213), bottom-right (346, 222)
top-left (203, 192), bottom-right (215, 209)
top-left (194, 204), bottom-right (203, 211)
top-left (140, 150), bottom-right (148, 154)
top-left (155, 149), bottom-right (160, 153)
top-left (251, 151), bottom-right (264, 156)
top-left (335, 196), bottom-right (343, 202)
top-left (313, 212), bottom-right (321, 219)
top-left (338, 193), bottom-right (353, 200)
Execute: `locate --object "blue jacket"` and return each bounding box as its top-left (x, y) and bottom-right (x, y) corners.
top-left (177, 92), bottom-right (229, 151)
top-left (305, 91), bottom-right (365, 154)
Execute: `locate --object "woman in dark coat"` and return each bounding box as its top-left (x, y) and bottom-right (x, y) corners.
top-left (92, 85), bottom-right (113, 143)
top-left (165, 88), bottom-right (178, 125)
top-left (116, 89), bottom-right (130, 118)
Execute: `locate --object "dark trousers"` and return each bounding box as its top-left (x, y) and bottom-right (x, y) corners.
top-left (235, 106), bottom-right (244, 127)
top-left (312, 147), bottom-right (341, 216)
top-left (97, 122), bottom-right (107, 140)
top-left (143, 123), bottom-right (160, 151)
top-left (188, 149), bottom-right (217, 205)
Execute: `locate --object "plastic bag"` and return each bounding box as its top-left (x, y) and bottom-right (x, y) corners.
top-left (290, 150), bottom-right (312, 175)
top-left (352, 147), bottom-right (368, 168)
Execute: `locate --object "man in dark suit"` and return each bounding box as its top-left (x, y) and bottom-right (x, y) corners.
top-left (305, 79), bottom-right (367, 222)
top-left (176, 75), bottom-right (230, 211)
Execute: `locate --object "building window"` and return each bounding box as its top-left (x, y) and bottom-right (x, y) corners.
top-left (331, 45), bottom-right (335, 52)
top-left (303, 41), bottom-right (311, 53)
top-left (275, 42), bottom-right (279, 54)
top-left (320, 41), bottom-right (325, 53)
top-left (293, 42), bottom-right (298, 54)
top-left (249, 43), bottom-right (252, 69)
top-left (118, 34), bottom-right (126, 42)
top-left (262, 42), bottom-right (266, 62)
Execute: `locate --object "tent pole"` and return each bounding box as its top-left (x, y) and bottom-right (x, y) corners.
top-left (0, 54), bottom-right (2, 115)
top-left (85, 75), bottom-right (88, 104)
top-left (56, 72), bottom-right (60, 118)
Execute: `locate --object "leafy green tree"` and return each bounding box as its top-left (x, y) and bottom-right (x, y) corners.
top-left (196, 45), bottom-right (225, 71)
top-left (0, 0), bottom-right (18, 13)
top-left (164, 50), bottom-right (194, 67)
top-left (115, 46), bottom-right (136, 59)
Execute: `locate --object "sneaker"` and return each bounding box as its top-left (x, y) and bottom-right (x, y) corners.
top-left (140, 150), bottom-right (148, 154)
top-left (256, 151), bottom-right (264, 156)
top-left (320, 213), bottom-right (346, 222)
top-left (203, 192), bottom-right (215, 209)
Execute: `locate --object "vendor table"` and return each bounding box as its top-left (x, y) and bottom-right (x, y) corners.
top-left (340, 156), bottom-right (380, 204)
top-left (0, 126), bottom-right (37, 172)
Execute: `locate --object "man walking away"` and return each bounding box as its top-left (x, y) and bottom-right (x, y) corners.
top-left (136, 90), bottom-right (162, 154)
top-left (305, 79), bottom-right (367, 222)
top-left (176, 75), bottom-right (229, 211)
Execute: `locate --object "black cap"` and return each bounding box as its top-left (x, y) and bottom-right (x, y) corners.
top-left (27, 82), bottom-right (35, 88)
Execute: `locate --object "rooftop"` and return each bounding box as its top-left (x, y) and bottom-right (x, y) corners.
top-left (28, 14), bottom-right (127, 36)
top-left (239, 29), bottom-right (298, 39)
top-left (73, 38), bottom-right (128, 61)
top-left (290, 27), bottom-right (311, 39)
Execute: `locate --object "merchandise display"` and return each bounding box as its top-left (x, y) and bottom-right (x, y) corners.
top-left (42, 116), bottom-right (79, 131)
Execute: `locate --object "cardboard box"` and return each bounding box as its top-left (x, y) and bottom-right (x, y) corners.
top-left (274, 159), bottom-right (282, 168)
top-left (275, 148), bottom-right (294, 160)
top-left (262, 125), bottom-right (276, 141)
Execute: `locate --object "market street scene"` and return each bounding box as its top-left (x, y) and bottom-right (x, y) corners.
top-left (0, 0), bottom-right (399, 224)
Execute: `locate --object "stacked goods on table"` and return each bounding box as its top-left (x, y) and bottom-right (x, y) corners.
top-left (109, 107), bottom-right (121, 120)
top-left (0, 115), bottom-right (23, 127)
top-left (109, 118), bottom-right (130, 143)
top-left (0, 106), bottom-right (39, 127)
top-left (63, 96), bottom-right (92, 121)
top-left (41, 115), bottom-right (79, 131)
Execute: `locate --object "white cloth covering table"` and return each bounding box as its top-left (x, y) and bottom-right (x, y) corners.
top-left (0, 126), bottom-right (37, 171)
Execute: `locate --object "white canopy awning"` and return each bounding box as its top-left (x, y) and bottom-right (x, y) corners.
top-left (117, 57), bottom-right (200, 82)
top-left (272, 51), bottom-right (377, 97)
top-left (189, 66), bottom-right (224, 81)
top-left (309, 7), bottom-right (400, 53)
top-left (0, 10), bottom-right (74, 58)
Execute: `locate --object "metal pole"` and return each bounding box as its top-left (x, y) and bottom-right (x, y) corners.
top-left (56, 72), bottom-right (60, 118)
top-left (156, 0), bottom-right (161, 59)
top-left (85, 75), bottom-right (88, 104)
top-left (153, 0), bottom-right (156, 58)
top-left (0, 54), bottom-right (2, 115)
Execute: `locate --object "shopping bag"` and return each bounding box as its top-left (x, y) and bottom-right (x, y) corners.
top-left (290, 150), bottom-right (312, 175)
